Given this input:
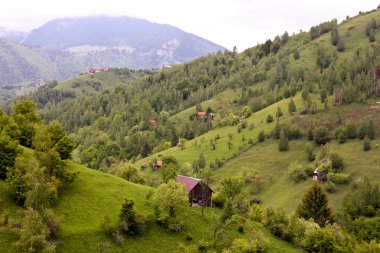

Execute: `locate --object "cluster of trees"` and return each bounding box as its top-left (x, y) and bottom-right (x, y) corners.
top-left (310, 19), bottom-right (338, 40)
top-left (0, 100), bottom-right (76, 252)
top-left (366, 18), bottom-right (378, 42)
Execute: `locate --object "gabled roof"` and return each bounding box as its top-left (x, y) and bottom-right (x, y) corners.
top-left (176, 175), bottom-right (202, 193)
top-left (197, 111), bottom-right (206, 116)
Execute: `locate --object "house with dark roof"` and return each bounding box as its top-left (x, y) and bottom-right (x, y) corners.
top-left (176, 175), bottom-right (213, 207)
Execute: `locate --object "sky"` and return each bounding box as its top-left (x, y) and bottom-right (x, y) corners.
top-left (0, 0), bottom-right (377, 51)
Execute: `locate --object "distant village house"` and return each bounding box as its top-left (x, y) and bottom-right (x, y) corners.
top-left (176, 175), bottom-right (213, 207)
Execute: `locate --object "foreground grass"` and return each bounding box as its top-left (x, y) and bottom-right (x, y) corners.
top-left (55, 162), bottom-right (302, 252)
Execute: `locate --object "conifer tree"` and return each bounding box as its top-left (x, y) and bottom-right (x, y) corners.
top-left (279, 130), bottom-right (289, 151)
top-left (296, 183), bottom-right (333, 227)
top-left (288, 97), bottom-right (296, 114)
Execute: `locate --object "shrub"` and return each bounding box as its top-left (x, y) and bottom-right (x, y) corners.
top-left (335, 127), bottom-right (347, 144)
top-left (279, 131), bottom-right (289, 151)
top-left (266, 114), bottom-right (273, 123)
top-left (358, 120), bottom-right (375, 140)
top-left (114, 230), bottom-right (124, 245)
top-left (119, 198), bottom-right (146, 235)
top-left (307, 126), bottom-right (314, 140)
top-left (185, 233), bottom-right (193, 241)
top-left (350, 217), bottom-right (380, 242)
top-left (325, 181), bottom-right (337, 193)
top-left (197, 239), bottom-right (210, 250)
top-left (327, 173), bottom-right (351, 185)
top-left (257, 131), bottom-right (265, 142)
top-left (249, 204), bottom-right (264, 222)
top-left (42, 209), bottom-right (60, 239)
top-left (2, 209), bottom-right (9, 225)
top-left (102, 215), bottom-right (116, 237)
top-left (345, 122), bottom-right (357, 139)
top-left (293, 49), bottom-right (300, 60)
top-left (330, 153), bottom-right (344, 172)
top-left (288, 161), bottom-right (307, 183)
top-left (314, 126), bottom-right (330, 145)
top-left (363, 136), bottom-right (371, 151)
top-left (305, 143), bottom-right (316, 161)
top-left (265, 207), bottom-right (289, 238)
top-left (276, 107), bottom-right (283, 118)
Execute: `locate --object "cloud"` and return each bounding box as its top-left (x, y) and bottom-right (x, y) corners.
top-left (0, 0), bottom-right (376, 50)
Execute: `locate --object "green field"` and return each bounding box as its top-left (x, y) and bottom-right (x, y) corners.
top-left (55, 69), bottom-right (148, 97)
top-left (0, 162), bottom-right (303, 253)
top-left (212, 139), bottom-right (380, 213)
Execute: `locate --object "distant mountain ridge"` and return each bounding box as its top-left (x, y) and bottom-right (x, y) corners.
top-left (0, 16), bottom-right (225, 87)
top-left (23, 16), bottom-right (225, 66)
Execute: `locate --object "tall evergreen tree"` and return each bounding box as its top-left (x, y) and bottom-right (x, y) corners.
top-left (279, 130), bottom-right (289, 151)
top-left (296, 183), bottom-right (333, 227)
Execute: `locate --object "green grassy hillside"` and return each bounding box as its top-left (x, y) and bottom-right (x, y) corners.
top-left (212, 139), bottom-right (380, 213)
top-left (0, 161), bottom-right (303, 253)
top-left (54, 69), bottom-right (150, 97)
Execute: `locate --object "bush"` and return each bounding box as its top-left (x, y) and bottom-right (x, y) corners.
top-left (288, 161), bottom-right (307, 183)
top-left (305, 143), bottom-right (316, 161)
top-left (102, 215), bottom-right (116, 237)
top-left (265, 207), bottom-right (289, 238)
top-left (364, 136), bottom-right (371, 151)
top-left (314, 126), bottom-right (330, 145)
top-left (2, 209), bottom-right (9, 225)
top-left (350, 217), bottom-right (380, 242)
top-left (119, 198), bottom-right (146, 235)
top-left (257, 131), bottom-right (265, 142)
top-left (330, 153), bottom-right (344, 172)
top-left (249, 204), bottom-right (264, 222)
top-left (185, 233), bottom-right (193, 241)
top-left (279, 131), bottom-right (289, 151)
top-left (327, 173), bottom-right (351, 185)
top-left (358, 120), bottom-right (375, 140)
top-left (345, 122), bottom-right (357, 139)
top-left (325, 181), bottom-right (337, 193)
top-left (266, 114), bottom-right (273, 123)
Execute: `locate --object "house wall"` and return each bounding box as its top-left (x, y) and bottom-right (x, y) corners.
top-left (189, 183), bottom-right (212, 207)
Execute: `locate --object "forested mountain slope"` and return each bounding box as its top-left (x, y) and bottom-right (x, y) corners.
top-left (17, 9), bottom-right (380, 172)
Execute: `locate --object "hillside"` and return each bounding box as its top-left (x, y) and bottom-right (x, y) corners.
top-left (0, 16), bottom-right (224, 89)
top-left (0, 160), bottom-right (303, 253)
top-left (54, 68), bottom-right (152, 97)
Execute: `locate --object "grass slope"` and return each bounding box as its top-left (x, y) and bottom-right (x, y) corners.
top-left (212, 139), bottom-right (380, 213)
top-left (139, 93), bottom-right (321, 177)
top-left (54, 69), bottom-right (148, 97)
top-left (1, 161), bottom-right (303, 253)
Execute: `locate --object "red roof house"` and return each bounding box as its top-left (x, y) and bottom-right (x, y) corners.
top-left (155, 160), bottom-right (163, 169)
top-left (149, 120), bottom-right (157, 125)
top-left (197, 111), bottom-right (206, 117)
top-left (176, 175), bottom-right (213, 207)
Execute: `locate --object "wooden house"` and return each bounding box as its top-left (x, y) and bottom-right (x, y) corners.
top-left (197, 111), bottom-right (206, 117)
top-left (176, 175), bottom-right (213, 207)
top-left (155, 160), bottom-right (163, 169)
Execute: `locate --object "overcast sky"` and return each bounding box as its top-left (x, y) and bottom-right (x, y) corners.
top-left (0, 0), bottom-right (377, 50)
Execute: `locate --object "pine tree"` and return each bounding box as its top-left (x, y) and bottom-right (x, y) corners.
top-left (288, 97), bottom-right (296, 114)
top-left (363, 136), bottom-right (371, 151)
top-left (296, 183), bottom-right (333, 227)
top-left (279, 130), bottom-right (289, 151)
top-left (276, 107), bottom-right (283, 118)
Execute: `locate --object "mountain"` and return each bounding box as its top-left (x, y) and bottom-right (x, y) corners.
top-left (0, 27), bottom-right (27, 43)
top-left (23, 16), bottom-right (225, 68)
top-left (0, 16), bottom-right (224, 89)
